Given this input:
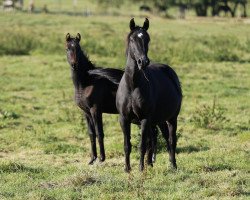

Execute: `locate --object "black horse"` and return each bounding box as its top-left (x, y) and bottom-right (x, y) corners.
top-left (116, 18), bottom-right (182, 172)
top-left (65, 33), bottom-right (123, 164)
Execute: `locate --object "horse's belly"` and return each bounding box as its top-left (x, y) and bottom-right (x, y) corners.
top-left (152, 95), bottom-right (180, 122)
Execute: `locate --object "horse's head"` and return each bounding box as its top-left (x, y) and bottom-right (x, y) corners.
top-left (65, 33), bottom-right (81, 69)
top-left (126, 18), bottom-right (150, 70)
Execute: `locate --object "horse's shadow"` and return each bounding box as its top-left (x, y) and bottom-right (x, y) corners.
top-left (176, 145), bottom-right (210, 154)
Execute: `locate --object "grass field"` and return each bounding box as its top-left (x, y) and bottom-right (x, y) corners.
top-left (0, 7), bottom-right (250, 200)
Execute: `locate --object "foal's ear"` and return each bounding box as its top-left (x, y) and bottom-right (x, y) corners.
top-left (66, 33), bottom-right (71, 41)
top-left (76, 33), bottom-right (81, 42)
top-left (129, 18), bottom-right (136, 31)
top-left (143, 18), bottom-right (149, 31)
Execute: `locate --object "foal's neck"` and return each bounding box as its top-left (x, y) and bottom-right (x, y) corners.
top-left (71, 49), bottom-right (95, 89)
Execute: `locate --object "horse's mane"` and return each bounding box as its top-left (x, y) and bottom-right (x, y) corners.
top-left (88, 68), bottom-right (124, 85)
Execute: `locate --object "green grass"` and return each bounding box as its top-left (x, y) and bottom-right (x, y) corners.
top-left (0, 9), bottom-right (249, 200)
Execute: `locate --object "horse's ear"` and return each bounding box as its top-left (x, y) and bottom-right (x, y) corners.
top-left (66, 33), bottom-right (71, 41)
top-left (143, 18), bottom-right (149, 31)
top-left (76, 33), bottom-right (81, 42)
top-left (130, 18), bottom-right (136, 31)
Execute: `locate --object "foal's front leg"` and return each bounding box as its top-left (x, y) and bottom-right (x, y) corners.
top-left (140, 119), bottom-right (151, 171)
top-left (90, 107), bottom-right (105, 162)
top-left (85, 113), bottom-right (97, 165)
top-left (119, 116), bottom-right (131, 172)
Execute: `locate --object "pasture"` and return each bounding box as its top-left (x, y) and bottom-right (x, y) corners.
top-left (0, 9), bottom-right (250, 199)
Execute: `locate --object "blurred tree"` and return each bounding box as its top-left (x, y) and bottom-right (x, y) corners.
top-left (94, 0), bottom-right (247, 17)
top-left (96, 0), bottom-right (124, 8)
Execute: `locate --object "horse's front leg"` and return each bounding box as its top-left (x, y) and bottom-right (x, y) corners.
top-left (85, 113), bottom-right (97, 165)
top-left (140, 119), bottom-right (151, 171)
top-left (151, 126), bottom-right (158, 163)
top-left (147, 126), bottom-right (155, 167)
top-left (90, 107), bottom-right (105, 162)
top-left (119, 116), bottom-right (131, 172)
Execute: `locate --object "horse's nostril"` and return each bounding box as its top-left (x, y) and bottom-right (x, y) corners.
top-left (138, 59), bottom-right (142, 64)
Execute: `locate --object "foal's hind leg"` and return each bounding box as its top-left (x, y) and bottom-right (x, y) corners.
top-left (90, 107), bottom-right (105, 162)
top-left (85, 114), bottom-right (97, 165)
top-left (167, 118), bottom-right (177, 169)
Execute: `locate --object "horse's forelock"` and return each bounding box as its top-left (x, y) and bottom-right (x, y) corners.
top-left (126, 27), bottom-right (150, 56)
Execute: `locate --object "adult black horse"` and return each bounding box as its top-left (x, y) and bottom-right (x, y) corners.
top-left (116, 18), bottom-right (182, 172)
top-left (65, 33), bottom-right (123, 164)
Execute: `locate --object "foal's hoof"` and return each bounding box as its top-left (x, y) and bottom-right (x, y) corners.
top-left (88, 157), bottom-right (97, 165)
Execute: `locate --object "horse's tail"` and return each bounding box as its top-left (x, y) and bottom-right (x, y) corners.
top-left (162, 65), bottom-right (183, 100)
top-left (88, 68), bottom-right (124, 85)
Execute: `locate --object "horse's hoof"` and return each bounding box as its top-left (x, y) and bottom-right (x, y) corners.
top-left (99, 155), bottom-right (105, 162)
top-left (152, 154), bottom-right (156, 163)
top-left (124, 166), bottom-right (131, 173)
top-left (147, 163), bottom-right (153, 167)
top-left (171, 163), bottom-right (177, 170)
top-left (139, 165), bottom-right (144, 172)
top-left (88, 157), bottom-right (97, 165)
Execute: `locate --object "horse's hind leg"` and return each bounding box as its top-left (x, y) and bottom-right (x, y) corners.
top-left (167, 118), bottom-right (177, 169)
top-left (158, 122), bottom-right (170, 152)
top-left (90, 107), bottom-right (105, 162)
top-left (85, 113), bottom-right (97, 165)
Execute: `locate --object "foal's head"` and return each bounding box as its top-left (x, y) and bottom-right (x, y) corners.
top-left (65, 33), bottom-right (82, 69)
top-left (126, 18), bottom-right (150, 70)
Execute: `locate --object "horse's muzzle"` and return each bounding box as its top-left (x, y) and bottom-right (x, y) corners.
top-left (138, 57), bottom-right (150, 70)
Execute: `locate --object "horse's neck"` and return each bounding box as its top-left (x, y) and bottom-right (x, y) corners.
top-left (71, 50), bottom-right (95, 90)
top-left (124, 54), bottom-right (144, 90)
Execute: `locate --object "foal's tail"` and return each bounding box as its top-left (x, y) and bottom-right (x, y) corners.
top-left (88, 68), bottom-right (124, 85)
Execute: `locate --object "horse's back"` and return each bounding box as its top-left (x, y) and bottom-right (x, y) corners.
top-left (147, 63), bottom-right (182, 122)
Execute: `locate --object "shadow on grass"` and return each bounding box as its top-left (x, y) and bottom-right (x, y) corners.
top-left (0, 162), bottom-right (43, 173)
top-left (176, 145), bottom-right (210, 154)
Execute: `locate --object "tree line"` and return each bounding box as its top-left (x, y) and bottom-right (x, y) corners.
top-left (97, 0), bottom-right (248, 17)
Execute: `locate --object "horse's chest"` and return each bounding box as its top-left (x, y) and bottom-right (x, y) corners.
top-left (130, 89), bottom-right (151, 119)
